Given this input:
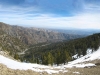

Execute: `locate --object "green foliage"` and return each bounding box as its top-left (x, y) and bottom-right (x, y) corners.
top-left (41, 52), bottom-right (54, 65)
top-left (22, 33), bottom-right (100, 66)
top-left (47, 52), bottom-right (54, 65)
top-left (14, 53), bottom-right (19, 60)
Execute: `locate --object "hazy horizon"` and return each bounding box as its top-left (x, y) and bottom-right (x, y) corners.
top-left (0, 0), bottom-right (100, 29)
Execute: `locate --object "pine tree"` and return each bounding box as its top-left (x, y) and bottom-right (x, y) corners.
top-left (42, 53), bottom-right (48, 65)
top-left (63, 51), bottom-right (71, 64)
top-left (55, 51), bottom-right (61, 66)
top-left (47, 52), bottom-right (54, 66)
top-left (14, 53), bottom-right (19, 60)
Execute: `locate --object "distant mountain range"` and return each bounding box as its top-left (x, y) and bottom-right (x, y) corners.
top-left (51, 29), bottom-right (100, 35)
top-left (0, 22), bottom-right (82, 45)
top-left (0, 22), bottom-right (82, 56)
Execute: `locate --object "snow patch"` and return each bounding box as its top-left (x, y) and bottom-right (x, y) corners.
top-left (0, 54), bottom-right (69, 74)
top-left (69, 47), bottom-right (100, 65)
top-left (44, 69), bottom-right (59, 74)
top-left (72, 63), bottom-right (95, 68)
top-left (72, 54), bottom-right (78, 59)
top-left (73, 71), bottom-right (80, 74)
top-left (87, 49), bottom-right (93, 54)
top-left (0, 55), bottom-right (60, 74)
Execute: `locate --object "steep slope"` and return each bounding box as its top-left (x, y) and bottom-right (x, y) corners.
top-left (0, 46), bottom-right (100, 75)
top-left (0, 22), bottom-right (81, 45)
top-left (62, 47), bottom-right (100, 68)
top-left (0, 54), bottom-right (67, 74)
top-left (0, 27), bottom-right (27, 57)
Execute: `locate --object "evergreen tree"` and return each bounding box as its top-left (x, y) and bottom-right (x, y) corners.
top-left (47, 52), bottom-right (54, 65)
top-left (14, 53), bottom-right (19, 60)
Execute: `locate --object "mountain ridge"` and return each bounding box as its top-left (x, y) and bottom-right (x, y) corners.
top-left (0, 22), bottom-right (82, 45)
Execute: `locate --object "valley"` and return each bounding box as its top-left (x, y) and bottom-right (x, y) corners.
top-left (0, 23), bottom-right (100, 75)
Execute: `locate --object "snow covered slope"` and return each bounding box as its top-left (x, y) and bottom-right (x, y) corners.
top-left (0, 55), bottom-right (61, 74)
top-left (69, 47), bottom-right (100, 65)
top-left (61, 47), bottom-right (100, 68)
top-left (0, 47), bottom-right (100, 74)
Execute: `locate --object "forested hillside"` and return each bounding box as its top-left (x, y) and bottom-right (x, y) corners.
top-left (0, 22), bottom-right (82, 59)
top-left (22, 33), bottom-right (100, 65)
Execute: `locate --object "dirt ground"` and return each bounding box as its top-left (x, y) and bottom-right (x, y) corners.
top-left (0, 63), bottom-right (100, 75)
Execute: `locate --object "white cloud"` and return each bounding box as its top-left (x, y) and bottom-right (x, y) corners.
top-left (0, 4), bottom-right (100, 29)
top-left (0, 12), bottom-right (100, 29)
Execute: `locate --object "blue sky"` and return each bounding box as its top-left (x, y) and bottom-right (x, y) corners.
top-left (0, 0), bottom-right (100, 29)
